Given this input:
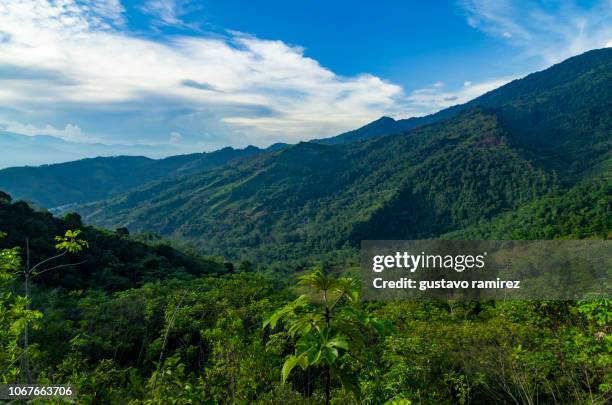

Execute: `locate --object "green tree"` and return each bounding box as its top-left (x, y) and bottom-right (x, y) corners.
top-left (0, 232), bottom-right (42, 383)
top-left (19, 229), bottom-right (88, 382)
top-left (264, 268), bottom-right (391, 404)
top-left (0, 191), bottom-right (11, 204)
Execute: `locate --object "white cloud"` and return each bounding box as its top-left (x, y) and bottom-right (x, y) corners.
top-left (169, 131), bottom-right (182, 144)
top-left (406, 78), bottom-right (511, 115)
top-left (139, 0), bottom-right (195, 27)
top-left (459, 0), bottom-right (612, 64)
top-left (82, 0), bottom-right (126, 27)
top-left (0, 119), bottom-right (89, 142)
top-left (0, 0), bottom-right (405, 145)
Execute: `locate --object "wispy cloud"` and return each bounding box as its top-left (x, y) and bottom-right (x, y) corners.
top-left (404, 78), bottom-right (512, 116)
top-left (0, 119), bottom-right (89, 142)
top-left (458, 0), bottom-right (612, 64)
top-left (0, 0), bottom-right (406, 146)
top-left (82, 0), bottom-right (126, 28)
top-left (139, 0), bottom-right (201, 28)
top-left (169, 131), bottom-right (182, 144)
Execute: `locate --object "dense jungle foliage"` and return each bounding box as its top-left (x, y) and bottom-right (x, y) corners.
top-left (0, 195), bottom-right (610, 404)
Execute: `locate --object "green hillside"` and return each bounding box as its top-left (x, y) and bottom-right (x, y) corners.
top-left (0, 196), bottom-right (230, 291)
top-left (0, 146), bottom-right (263, 209)
top-left (77, 49), bottom-right (611, 263)
top-left (310, 115), bottom-right (433, 145)
top-left (443, 179), bottom-right (611, 240)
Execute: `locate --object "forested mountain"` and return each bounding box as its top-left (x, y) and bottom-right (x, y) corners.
top-left (76, 48), bottom-right (611, 263)
top-left (7, 48), bottom-right (608, 217)
top-left (0, 131), bottom-right (181, 169)
top-left (0, 145), bottom-right (264, 209)
top-left (0, 195), bottom-right (231, 291)
top-left (310, 115), bottom-right (428, 145)
top-left (443, 178), bottom-right (611, 240)
top-left (315, 47), bottom-right (611, 152)
top-left (0, 111), bottom-right (436, 208)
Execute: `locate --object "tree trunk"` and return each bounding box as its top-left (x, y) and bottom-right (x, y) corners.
top-left (24, 274), bottom-right (32, 383)
top-left (324, 288), bottom-right (331, 405)
top-left (23, 238), bottom-right (32, 384)
top-left (325, 365), bottom-right (331, 405)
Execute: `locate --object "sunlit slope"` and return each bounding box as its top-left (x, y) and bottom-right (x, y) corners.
top-left (78, 49), bottom-right (611, 262)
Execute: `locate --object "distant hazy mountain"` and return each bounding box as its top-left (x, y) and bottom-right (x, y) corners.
top-left (0, 145), bottom-right (264, 208)
top-left (74, 48), bottom-right (611, 262)
top-left (0, 131), bottom-right (187, 169)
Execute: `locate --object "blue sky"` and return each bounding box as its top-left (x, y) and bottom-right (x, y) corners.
top-left (0, 0), bottom-right (610, 157)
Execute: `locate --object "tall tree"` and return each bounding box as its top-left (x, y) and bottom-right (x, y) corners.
top-left (264, 268), bottom-right (391, 404)
top-left (19, 229), bottom-right (88, 382)
top-left (0, 232), bottom-right (41, 383)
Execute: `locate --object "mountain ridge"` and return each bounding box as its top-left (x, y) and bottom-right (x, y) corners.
top-left (0, 131), bottom-right (187, 169)
top-left (6, 48), bottom-right (609, 211)
top-left (72, 48), bottom-right (611, 263)
top-left (0, 145), bottom-right (265, 209)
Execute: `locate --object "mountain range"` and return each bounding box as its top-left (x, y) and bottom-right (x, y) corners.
top-left (1, 48), bottom-right (610, 264)
top-left (0, 131), bottom-right (193, 169)
top-left (0, 145), bottom-right (266, 209)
